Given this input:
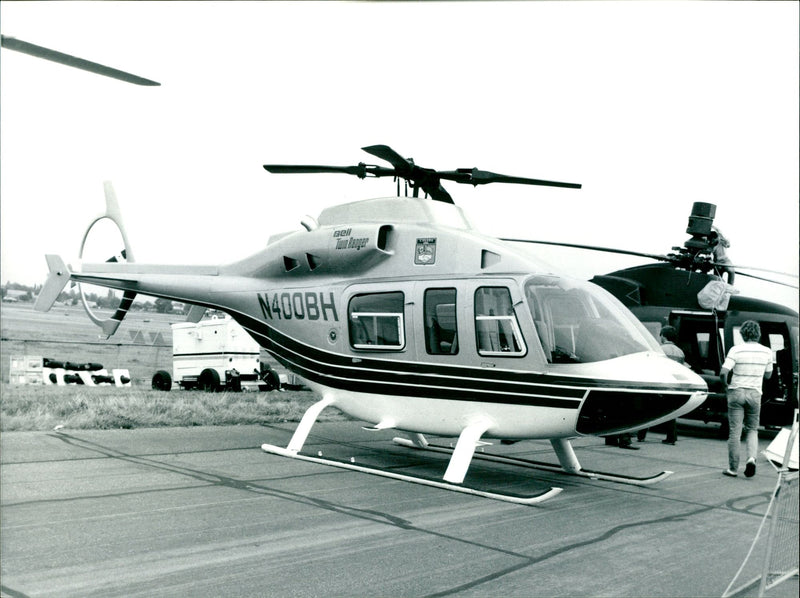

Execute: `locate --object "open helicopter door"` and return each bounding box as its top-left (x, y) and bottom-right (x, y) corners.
top-left (754, 321), bottom-right (797, 426)
top-left (668, 311), bottom-right (726, 377)
top-left (666, 311), bottom-right (727, 426)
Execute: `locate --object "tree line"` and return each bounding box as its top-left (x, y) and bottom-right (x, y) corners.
top-left (2, 282), bottom-right (180, 313)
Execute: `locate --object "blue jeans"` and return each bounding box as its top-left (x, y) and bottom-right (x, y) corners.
top-left (727, 388), bottom-right (761, 471)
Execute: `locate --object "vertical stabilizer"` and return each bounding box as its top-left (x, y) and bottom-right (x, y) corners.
top-left (34, 255), bottom-right (71, 312)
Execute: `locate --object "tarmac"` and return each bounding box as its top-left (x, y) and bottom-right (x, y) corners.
top-left (1, 420), bottom-right (797, 598)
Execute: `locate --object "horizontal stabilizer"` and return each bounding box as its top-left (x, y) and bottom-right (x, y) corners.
top-left (34, 255), bottom-right (71, 312)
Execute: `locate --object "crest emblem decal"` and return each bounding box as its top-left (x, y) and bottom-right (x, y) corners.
top-left (415, 238), bottom-right (437, 265)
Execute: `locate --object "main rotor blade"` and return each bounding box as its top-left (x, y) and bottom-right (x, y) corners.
top-left (735, 271), bottom-right (798, 289)
top-left (426, 185), bottom-right (454, 204)
top-left (442, 168), bottom-right (582, 189)
top-left (500, 238), bottom-right (670, 262)
top-left (361, 145), bottom-right (412, 173)
top-left (1, 35), bottom-right (161, 86)
top-left (263, 163), bottom-right (398, 179)
top-left (710, 261), bottom-right (799, 278)
top-left (264, 164), bottom-right (370, 177)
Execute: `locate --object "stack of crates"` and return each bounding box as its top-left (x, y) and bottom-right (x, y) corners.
top-left (9, 355), bottom-right (44, 385)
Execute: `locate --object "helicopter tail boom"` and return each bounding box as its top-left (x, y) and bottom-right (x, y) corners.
top-left (34, 182), bottom-right (225, 337)
top-left (35, 256), bottom-right (220, 310)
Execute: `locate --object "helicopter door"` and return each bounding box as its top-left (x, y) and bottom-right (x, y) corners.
top-left (668, 313), bottom-right (724, 376)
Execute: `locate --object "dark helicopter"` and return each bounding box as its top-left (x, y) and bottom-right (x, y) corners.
top-left (505, 203), bottom-right (799, 433)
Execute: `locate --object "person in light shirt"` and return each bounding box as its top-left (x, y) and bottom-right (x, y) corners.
top-left (719, 320), bottom-right (773, 478)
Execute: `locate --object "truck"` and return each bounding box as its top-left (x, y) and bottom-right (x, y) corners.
top-left (151, 315), bottom-right (281, 392)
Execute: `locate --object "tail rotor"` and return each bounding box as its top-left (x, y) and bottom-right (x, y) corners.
top-left (78, 182), bottom-right (138, 338)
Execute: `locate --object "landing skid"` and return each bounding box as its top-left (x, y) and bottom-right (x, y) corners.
top-left (393, 438), bottom-right (674, 487)
top-left (261, 443), bottom-right (562, 505)
top-left (260, 396), bottom-right (562, 505)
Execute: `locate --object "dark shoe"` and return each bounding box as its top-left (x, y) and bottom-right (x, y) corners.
top-left (662, 439), bottom-right (676, 445)
top-left (744, 459), bottom-right (756, 478)
top-left (723, 469), bottom-right (738, 477)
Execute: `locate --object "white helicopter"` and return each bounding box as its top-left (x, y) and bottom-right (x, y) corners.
top-left (34, 145), bottom-right (708, 504)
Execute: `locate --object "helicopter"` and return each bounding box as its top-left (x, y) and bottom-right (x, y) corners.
top-left (34, 145), bottom-right (710, 505)
top-left (504, 203), bottom-right (799, 436)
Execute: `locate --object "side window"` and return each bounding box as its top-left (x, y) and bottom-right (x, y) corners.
top-left (348, 292), bottom-right (405, 350)
top-left (474, 287), bottom-right (526, 356)
top-left (425, 288), bottom-right (458, 355)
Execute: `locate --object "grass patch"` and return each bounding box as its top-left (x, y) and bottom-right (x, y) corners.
top-left (0, 383), bottom-right (348, 431)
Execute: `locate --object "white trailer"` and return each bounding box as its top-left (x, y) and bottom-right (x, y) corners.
top-left (151, 316), bottom-right (276, 391)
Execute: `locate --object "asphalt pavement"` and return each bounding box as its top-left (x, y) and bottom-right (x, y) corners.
top-left (1, 421), bottom-right (797, 598)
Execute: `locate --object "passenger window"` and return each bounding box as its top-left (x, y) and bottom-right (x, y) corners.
top-left (425, 288), bottom-right (458, 355)
top-left (348, 292), bottom-right (405, 350)
top-left (474, 287), bottom-right (526, 356)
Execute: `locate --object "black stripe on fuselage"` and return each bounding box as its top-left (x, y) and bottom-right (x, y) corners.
top-left (229, 312), bottom-right (700, 409)
top-left (174, 352), bottom-right (260, 358)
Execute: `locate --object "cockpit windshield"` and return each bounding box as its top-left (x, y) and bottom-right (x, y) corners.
top-left (524, 275), bottom-right (660, 364)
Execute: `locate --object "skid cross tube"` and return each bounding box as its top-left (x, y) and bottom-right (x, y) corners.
top-left (393, 437), bottom-right (673, 486)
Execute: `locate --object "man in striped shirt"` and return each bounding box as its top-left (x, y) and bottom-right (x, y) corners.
top-left (719, 320), bottom-right (773, 478)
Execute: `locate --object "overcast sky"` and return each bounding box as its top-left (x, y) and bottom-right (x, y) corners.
top-left (1, 1), bottom-right (798, 311)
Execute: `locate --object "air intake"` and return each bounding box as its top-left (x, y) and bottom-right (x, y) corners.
top-left (481, 249), bottom-right (501, 269)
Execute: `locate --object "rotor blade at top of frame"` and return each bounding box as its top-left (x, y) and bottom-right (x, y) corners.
top-left (1, 35), bottom-right (161, 86)
top-left (500, 238), bottom-right (671, 262)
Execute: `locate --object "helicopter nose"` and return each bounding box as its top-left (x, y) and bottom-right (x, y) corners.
top-left (575, 389), bottom-right (706, 436)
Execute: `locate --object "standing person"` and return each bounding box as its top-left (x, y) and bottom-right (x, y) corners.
top-left (708, 226), bottom-right (735, 284)
top-left (605, 432), bottom-right (637, 450)
top-left (638, 325), bottom-right (685, 444)
top-left (719, 320), bottom-right (773, 478)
